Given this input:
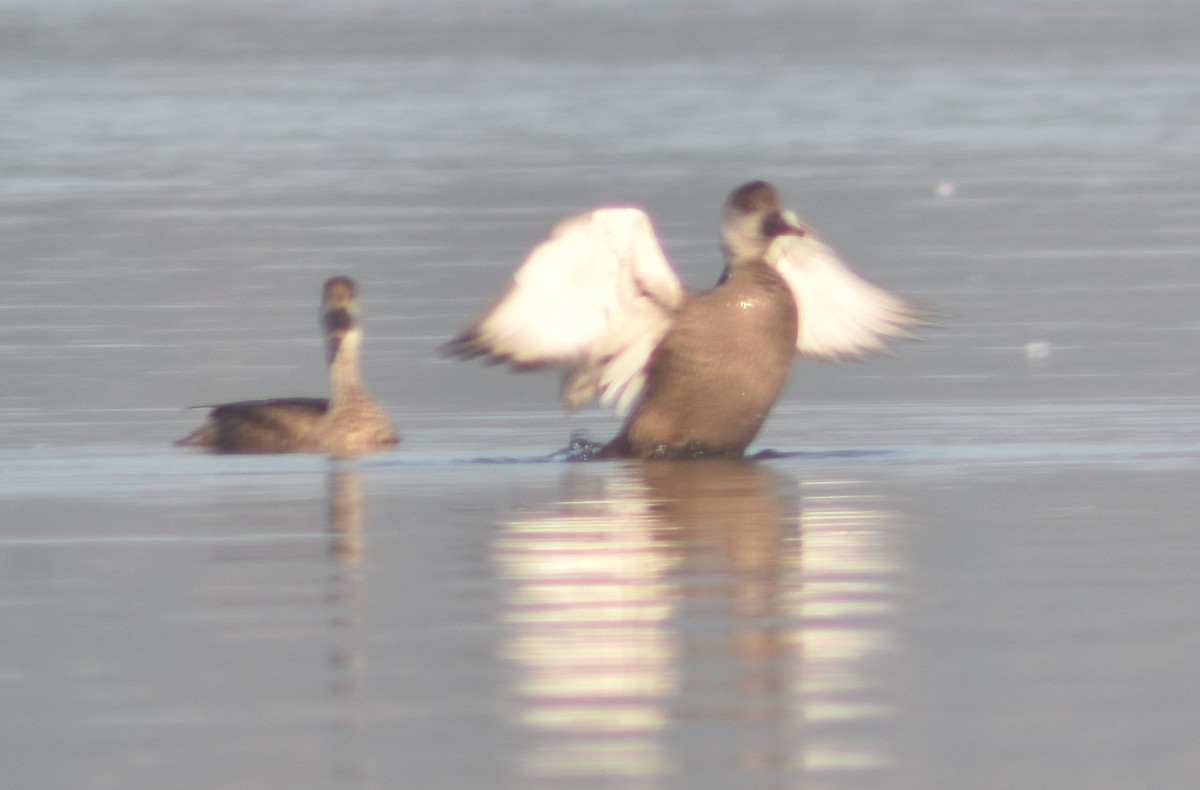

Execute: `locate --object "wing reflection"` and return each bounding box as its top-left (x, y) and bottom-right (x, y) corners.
top-left (495, 466), bottom-right (675, 782)
top-left (791, 479), bottom-right (903, 784)
top-left (494, 461), bottom-right (905, 788)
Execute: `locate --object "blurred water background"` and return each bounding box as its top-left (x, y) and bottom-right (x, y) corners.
top-left (3, 0), bottom-right (1200, 787)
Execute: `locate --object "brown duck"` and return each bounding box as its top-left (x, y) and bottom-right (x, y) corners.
top-left (445, 181), bottom-right (922, 459)
top-left (177, 276), bottom-right (399, 457)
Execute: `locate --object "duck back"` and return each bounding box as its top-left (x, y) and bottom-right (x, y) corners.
top-left (176, 398), bottom-right (329, 453)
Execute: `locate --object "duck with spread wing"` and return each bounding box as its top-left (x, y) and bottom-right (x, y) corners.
top-left (445, 181), bottom-right (923, 459)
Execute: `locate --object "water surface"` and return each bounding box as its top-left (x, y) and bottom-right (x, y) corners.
top-left (4, 1), bottom-right (1200, 787)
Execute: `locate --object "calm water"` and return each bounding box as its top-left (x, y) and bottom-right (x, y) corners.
top-left (4, 0), bottom-right (1200, 787)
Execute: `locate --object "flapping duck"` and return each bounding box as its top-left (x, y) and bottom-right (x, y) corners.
top-left (445, 181), bottom-right (923, 459)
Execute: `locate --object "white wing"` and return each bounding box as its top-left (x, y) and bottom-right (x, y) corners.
top-left (769, 224), bottom-right (925, 359)
top-left (445, 207), bottom-right (684, 413)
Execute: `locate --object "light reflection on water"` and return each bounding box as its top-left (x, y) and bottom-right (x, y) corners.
top-left (497, 468), bottom-right (676, 782)
top-left (494, 460), bottom-right (904, 787)
top-left (793, 480), bottom-right (899, 779)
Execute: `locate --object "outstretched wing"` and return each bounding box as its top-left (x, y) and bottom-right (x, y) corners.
top-left (444, 207), bottom-right (685, 413)
top-left (768, 222), bottom-right (926, 359)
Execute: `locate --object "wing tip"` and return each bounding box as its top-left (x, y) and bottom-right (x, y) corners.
top-left (438, 332), bottom-right (482, 360)
top-left (797, 296), bottom-right (935, 361)
top-left (441, 331), bottom-right (559, 372)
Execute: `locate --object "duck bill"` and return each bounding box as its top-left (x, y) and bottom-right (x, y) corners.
top-left (764, 210), bottom-right (806, 239)
top-left (778, 210), bottom-right (806, 237)
top-left (324, 306), bottom-right (355, 362)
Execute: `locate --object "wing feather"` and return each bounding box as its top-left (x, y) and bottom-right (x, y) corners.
top-left (445, 207), bottom-right (684, 412)
top-left (769, 225), bottom-right (926, 359)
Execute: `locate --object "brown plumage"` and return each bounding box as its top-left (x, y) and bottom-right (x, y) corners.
top-left (177, 276), bottom-right (399, 457)
top-left (445, 181), bottom-right (924, 459)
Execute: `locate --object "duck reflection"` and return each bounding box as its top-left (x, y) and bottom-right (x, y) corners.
top-left (325, 468), bottom-right (367, 787)
top-left (494, 461), bottom-right (903, 788)
top-left (328, 467), bottom-right (365, 567)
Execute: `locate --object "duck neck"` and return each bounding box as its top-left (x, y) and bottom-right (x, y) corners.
top-left (328, 329), bottom-right (368, 410)
top-left (717, 255), bottom-right (771, 287)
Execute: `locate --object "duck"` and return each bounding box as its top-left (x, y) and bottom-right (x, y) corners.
top-left (444, 181), bottom-right (923, 459)
top-left (177, 276), bottom-right (399, 457)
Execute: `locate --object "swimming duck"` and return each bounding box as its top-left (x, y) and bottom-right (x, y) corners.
top-left (177, 276), bottom-right (399, 457)
top-left (444, 181), bottom-right (923, 459)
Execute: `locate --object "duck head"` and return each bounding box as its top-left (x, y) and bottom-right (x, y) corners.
top-left (322, 276), bottom-right (362, 363)
top-left (720, 180), bottom-right (806, 265)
